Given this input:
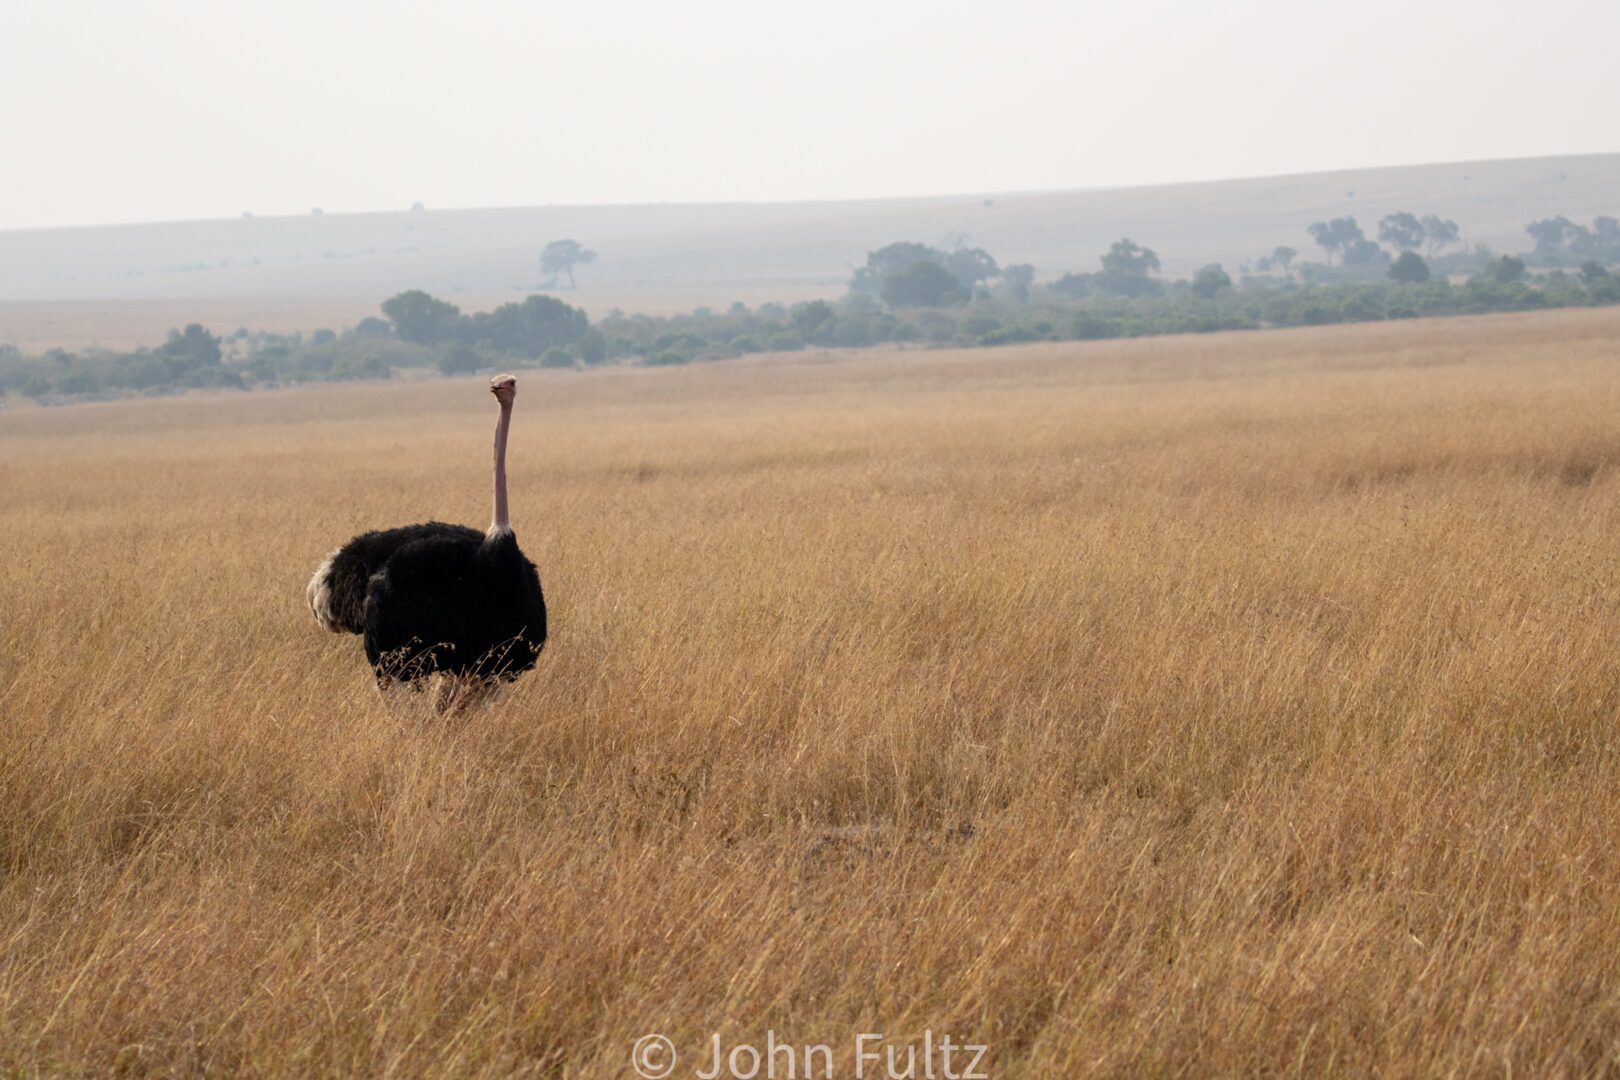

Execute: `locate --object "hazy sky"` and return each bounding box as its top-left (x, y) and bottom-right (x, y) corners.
top-left (4, 0), bottom-right (1617, 230)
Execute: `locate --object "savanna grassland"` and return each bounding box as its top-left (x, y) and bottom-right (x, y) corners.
top-left (5, 309), bottom-right (1620, 1077)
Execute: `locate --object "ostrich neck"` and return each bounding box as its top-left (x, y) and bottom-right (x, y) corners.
top-left (489, 400), bottom-right (513, 536)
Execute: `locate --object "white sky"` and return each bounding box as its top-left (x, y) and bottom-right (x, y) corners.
top-left (3, 0), bottom-right (1617, 231)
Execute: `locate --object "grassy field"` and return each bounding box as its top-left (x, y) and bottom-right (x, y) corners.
top-left (4, 309), bottom-right (1620, 1075)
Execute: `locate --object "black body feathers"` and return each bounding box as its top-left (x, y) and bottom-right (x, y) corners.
top-left (308, 522), bottom-right (546, 684)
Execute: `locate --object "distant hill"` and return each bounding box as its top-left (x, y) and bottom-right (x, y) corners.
top-left (1, 153), bottom-right (1616, 349)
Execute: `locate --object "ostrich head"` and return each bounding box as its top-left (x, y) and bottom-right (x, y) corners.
top-left (490, 372), bottom-right (517, 406)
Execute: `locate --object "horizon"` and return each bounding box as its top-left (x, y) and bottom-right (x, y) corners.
top-left (3, 150), bottom-right (1615, 236)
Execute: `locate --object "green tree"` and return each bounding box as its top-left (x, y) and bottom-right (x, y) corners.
top-left (1343, 238), bottom-right (1389, 267)
top-left (942, 246), bottom-right (999, 290)
top-left (791, 300), bottom-right (836, 340)
top-left (1419, 215), bottom-right (1459, 257)
top-left (540, 240), bottom-right (597, 289)
top-left (468, 295), bottom-right (589, 355)
top-left (1388, 251), bottom-right (1431, 284)
top-left (1100, 238), bottom-right (1160, 275)
top-left (1191, 263), bottom-right (1232, 299)
top-left (1583, 216), bottom-right (1620, 260)
top-left (1271, 246), bottom-right (1298, 275)
top-left (850, 242), bottom-right (944, 296)
top-left (1307, 217), bottom-right (1365, 265)
top-left (1001, 263), bottom-right (1035, 303)
top-left (1095, 239), bottom-right (1162, 298)
top-left (1526, 216), bottom-right (1575, 254)
top-left (1565, 219), bottom-right (1611, 258)
top-left (574, 328), bottom-right (608, 365)
top-left (160, 323), bottom-right (222, 367)
top-left (381, 290), bottom-right (462, 345)
top-left (1484, 255), bottom-right (1527, 284)
top-left (1378, 212), bottom-right (1424, 252)
top-left (881, 261), bottom-right (970, 307)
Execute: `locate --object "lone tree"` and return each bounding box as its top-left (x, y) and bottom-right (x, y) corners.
top-left (1271, 246), bottom-right (1298, 275)
top-left (540, 239), bottom-right (597, 289)
top-left (1388, 250), bottom-right (1431, 284)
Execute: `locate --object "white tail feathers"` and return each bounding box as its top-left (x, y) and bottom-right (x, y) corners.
top-left (307, 549), bottom-right (342, 632)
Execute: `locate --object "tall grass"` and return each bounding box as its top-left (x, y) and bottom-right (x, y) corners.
top-left (4, 308), bottom-right (1620, 1075)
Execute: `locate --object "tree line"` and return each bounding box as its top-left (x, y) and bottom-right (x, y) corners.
top-left (4, 213), bottom-right (1619, 404)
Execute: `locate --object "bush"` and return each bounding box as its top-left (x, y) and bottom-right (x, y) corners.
top-left (438, 343), bottom-right (482, 375)
top-left (980, 324), bottom-right (1044, 346)
top-left (1588, 278), bottom-right (1620, 304)
top-left (574, 329), bottom-right (607, 365)
top-left (331, 354), bottom-right (391, 381)
top-left (1388, 251), bottom-right (1431, 284)
top-left (1191, 264), bottom-right (1233, 299)
top-left (1073, 313), bottom-right (1123, 340)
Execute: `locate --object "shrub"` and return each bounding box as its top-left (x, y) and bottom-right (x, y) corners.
top-left (438, 343), bottom-right (482, 375)
top-left (1072, 313), bottom-right (1122, 340)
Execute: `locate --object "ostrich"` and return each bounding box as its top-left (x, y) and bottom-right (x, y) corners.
top-left (306, 373), bottom-right (546, 707)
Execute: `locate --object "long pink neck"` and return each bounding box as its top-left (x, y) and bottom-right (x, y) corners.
top-left (490, 399), bottom-right (513, 535)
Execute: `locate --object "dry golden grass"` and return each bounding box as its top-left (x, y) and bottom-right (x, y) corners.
top-left (5, 308), bottom-right (1620, 1076)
